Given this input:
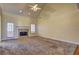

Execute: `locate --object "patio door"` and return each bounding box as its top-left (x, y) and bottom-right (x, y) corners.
top-left (7, 22), bottom-right (14, 38)
top-left (6, 20), bottom-right (17, 39)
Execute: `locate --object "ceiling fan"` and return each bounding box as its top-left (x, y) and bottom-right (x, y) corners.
top-left (18, 4), bottom-right (41, 15)
top-left (29, 4), bottom-right (41, 12)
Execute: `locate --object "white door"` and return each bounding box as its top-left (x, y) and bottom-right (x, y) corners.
top-left (7, 23), bottom-right (14, 38)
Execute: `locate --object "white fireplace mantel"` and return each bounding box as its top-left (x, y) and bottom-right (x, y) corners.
top-left (16, 25), bottom-right (30, 37)
top-left (16, 25), bottom-right (30, 30)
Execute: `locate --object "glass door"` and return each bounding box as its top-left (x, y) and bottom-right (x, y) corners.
top-left (7, 22), bottom-right (14, 38)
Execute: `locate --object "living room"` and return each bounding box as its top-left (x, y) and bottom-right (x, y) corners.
top-left (0, 3), bottom-right (79, 55)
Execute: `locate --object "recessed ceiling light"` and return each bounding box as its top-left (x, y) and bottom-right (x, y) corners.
top-left (19, 10), bottom-right (23, 13)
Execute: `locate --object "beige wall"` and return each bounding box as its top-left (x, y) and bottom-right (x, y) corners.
top-left (0, 16), bottom-right (1, 41)
top-left (4, 12), bottom-right (30, 26)
top-left (37, 4), bottom-right (79, 44)
top-left (17, 16), bottom-right (30, 26)
top-left (0, 9), bottom-right (1, 41)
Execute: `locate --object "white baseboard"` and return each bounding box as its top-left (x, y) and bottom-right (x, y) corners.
top-left (39, 35), bottom-right (79, 45)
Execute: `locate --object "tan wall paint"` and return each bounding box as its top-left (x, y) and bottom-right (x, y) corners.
top-left (0, 16), bottom-right (1, 41)
top-left (37, 4), bottom-right (79, 44)
top-left (0, 7), bottom-right (2, 41)
top-left (4, 12), bottom-right (30, 26)
top-left (17, 16), bottom-right (30, 26)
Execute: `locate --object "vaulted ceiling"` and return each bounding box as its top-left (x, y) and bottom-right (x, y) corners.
top-left (0, 3), bottom-right (46, 19)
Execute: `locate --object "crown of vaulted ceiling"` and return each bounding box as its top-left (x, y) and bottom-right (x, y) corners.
top-left (0, 3), bottom-right (45, 18)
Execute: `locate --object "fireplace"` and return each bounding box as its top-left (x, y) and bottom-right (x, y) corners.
top-left (20, 32), bottom-right (28, 36)
top-left (18, 29), bottom-right (29, 37)
top-left (17, 26), bottom-right (29, 37)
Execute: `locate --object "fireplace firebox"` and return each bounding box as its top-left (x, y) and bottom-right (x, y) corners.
top-left (20, 32), bottom-right (28, 36)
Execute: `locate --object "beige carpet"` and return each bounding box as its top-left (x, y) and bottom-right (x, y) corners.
top-left (0, 36), bottom-right (77, 55)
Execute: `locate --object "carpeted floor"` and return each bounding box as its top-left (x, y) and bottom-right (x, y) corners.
top-left (0, 36), bottom-right (77, 55)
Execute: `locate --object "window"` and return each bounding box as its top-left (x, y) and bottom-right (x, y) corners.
top-left (7, 23), bottom-right (14, 32)
top-left (7, 23), bottom-right (14, 37)
top-left (31, 24), bottom-right (35, 33)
